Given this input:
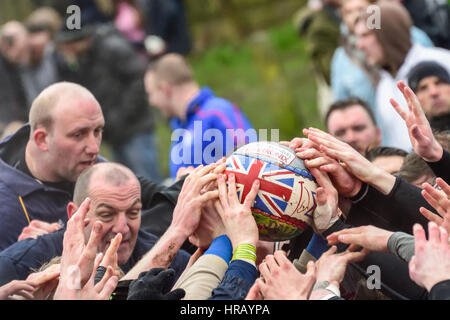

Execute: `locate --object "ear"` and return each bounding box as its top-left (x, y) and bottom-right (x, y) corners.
top-left (161, 81), bottom-right (172, 96)
top-left (33, 128), bottom-right (49, 151)
top-left (67, 202), bottom-right (78, 220)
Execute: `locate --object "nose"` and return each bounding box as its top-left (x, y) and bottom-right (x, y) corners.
top-left (85, 132), bottom-right (100, 155)
top-left (428, 84), bottom-right (440, 97)
top-left (344, 130), bottom-right (357, 144)
top-left (112, 213), bottom-right (130, 236)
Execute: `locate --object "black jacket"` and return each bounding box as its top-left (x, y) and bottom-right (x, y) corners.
top-left (57, 24), bottom-right (155, 145)
top-left (0, 55), bottom-right (28, 134)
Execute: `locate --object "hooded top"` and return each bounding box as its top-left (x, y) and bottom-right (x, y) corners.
top-left (372, 1), bottom-right (413, 76)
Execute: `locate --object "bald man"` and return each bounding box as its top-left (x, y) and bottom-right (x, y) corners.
top-left (0, 162), bottom-right (190, 286)
top-left (145, 53), bottom-right (253, 180)
top-left (0, 82), bottom-right (182, 251)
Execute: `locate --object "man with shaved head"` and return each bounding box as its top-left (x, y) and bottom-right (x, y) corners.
top-left (0, 82), bottom-right (104, 250)
top-left (0, 162), bottom-right (192, 286)
top-left (0, 82), bottom-right (179, 251)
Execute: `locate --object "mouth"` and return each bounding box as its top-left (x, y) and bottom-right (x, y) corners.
top-left (79, 160), bottom-right (96, 168)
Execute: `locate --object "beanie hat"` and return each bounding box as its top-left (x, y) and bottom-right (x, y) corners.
top-left (407, 61), bottom-right (450, 92)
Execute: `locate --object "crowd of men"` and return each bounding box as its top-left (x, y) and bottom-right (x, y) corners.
top-left (0, 0), bottom-right (449, 302)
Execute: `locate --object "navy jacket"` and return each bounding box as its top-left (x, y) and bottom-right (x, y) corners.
top-left (0, 125), bottom-right (73, 251)
top-left (0, 124), bottom-right (186, 252)
top-left (0, 228), bottom-right (190, 286)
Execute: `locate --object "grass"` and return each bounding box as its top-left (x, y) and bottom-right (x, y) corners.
top-left (152, 20), bottom-right (323, 178)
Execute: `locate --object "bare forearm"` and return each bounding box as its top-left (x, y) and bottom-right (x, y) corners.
top-left (367, 167), bottom-right (396, 196)
top-left (122, 227), bottom-right (188, 280)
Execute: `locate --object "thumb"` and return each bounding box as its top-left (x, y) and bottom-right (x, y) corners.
top-left (165, 288), bottom-right (186, 300)
top-left (315, 187), bottom-right (327, 207)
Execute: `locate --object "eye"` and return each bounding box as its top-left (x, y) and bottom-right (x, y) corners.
top-left (98, 212), bottom-right (113, 221)
top-left (127, 210), bottom-right (140, 219)
top-left (352, 125), bottom-right (366, 132)
top-left (334, 129), bottom-right (346, 137)
top-left (94, 127), bottom-right (104, 137)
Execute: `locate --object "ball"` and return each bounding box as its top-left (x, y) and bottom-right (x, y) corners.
top-left (224, 141), bottom-right (318, 241)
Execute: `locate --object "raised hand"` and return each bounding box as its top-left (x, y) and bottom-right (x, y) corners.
top-left (248, 251), bottom-right (316, 300)
top-left (409, 222), bottom-right (450, 292)
top-left (390, 81), bottom-right (443, 162)
top-left (420, 177), bottom-right (450, 235)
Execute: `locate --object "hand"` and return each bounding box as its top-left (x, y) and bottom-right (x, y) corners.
top-left (171, 163), bottom-right (222, 238)
top-left (314, 245), bottom-right (369, 288)
top-left (55, 253), bottom-right (118, 300)
top-left (297, 145), bottom-right (362, 198)
top-left (18, 220), bottom-right (62, 241)
top-left (420, 178), bottom-right (450, 235)
top-left (100, 233), bottom-right (122, 277)
top-left (252, 251), bottom-right (316, 300)
top-left (175, 166), bottom-right (195, 182)
top-left (189, 200), bottom-right (226, 250)
top-left (409, 222), bottom-right (450, 292)
top-left (127, 268), bottom-right (185, 300)
top-left (214, 173), bottom-right (260, 249)
top-left (280, 137), bottom-right (319, 151)
top-left (309, 168), bottom-right (339, 234)
top-left (0, 280), bottom-right (36, 300)
top-left (326, 225), bottom-right (393, 252)
top-left (26, 263), bottom-right (61, 300)
top-left (304, 127), bottom-right (396, 195)
top-left (57, 198), bottom-right (103, 288)
top-left (390, 81), bottom-right (443, 162)
top-left (54, 198), bottom-right (118, 299)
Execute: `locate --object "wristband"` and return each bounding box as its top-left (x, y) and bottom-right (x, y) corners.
top-left (231, 243), bottom-right (256, 267)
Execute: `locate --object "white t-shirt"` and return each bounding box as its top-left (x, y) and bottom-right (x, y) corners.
top-left (375, 44), bottom-right (450, 151)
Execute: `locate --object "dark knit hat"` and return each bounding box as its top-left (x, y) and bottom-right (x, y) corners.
top-left (408, 61), bottom-right (450, 92)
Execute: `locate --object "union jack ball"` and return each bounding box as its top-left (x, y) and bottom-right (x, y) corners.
top-left (225, 141), bottom-right (317, 241)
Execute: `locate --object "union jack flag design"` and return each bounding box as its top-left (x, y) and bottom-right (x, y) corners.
top-left (225, 154), bottom-right (317, 231)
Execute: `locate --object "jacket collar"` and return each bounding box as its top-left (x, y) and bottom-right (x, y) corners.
top-left (0, 124), bottom-right (71, 197)
top-left (171, 87), bottom-right (214, 129)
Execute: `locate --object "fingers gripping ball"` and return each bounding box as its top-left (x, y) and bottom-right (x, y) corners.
top-left (225, 142), bottom-right (318, 241)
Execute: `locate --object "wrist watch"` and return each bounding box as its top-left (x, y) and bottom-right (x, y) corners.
top-left (312, 281), bottom-right (341, 298)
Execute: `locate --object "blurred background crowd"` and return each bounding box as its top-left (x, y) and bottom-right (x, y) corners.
top-left (0, 0), bottom-right (449, 181)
